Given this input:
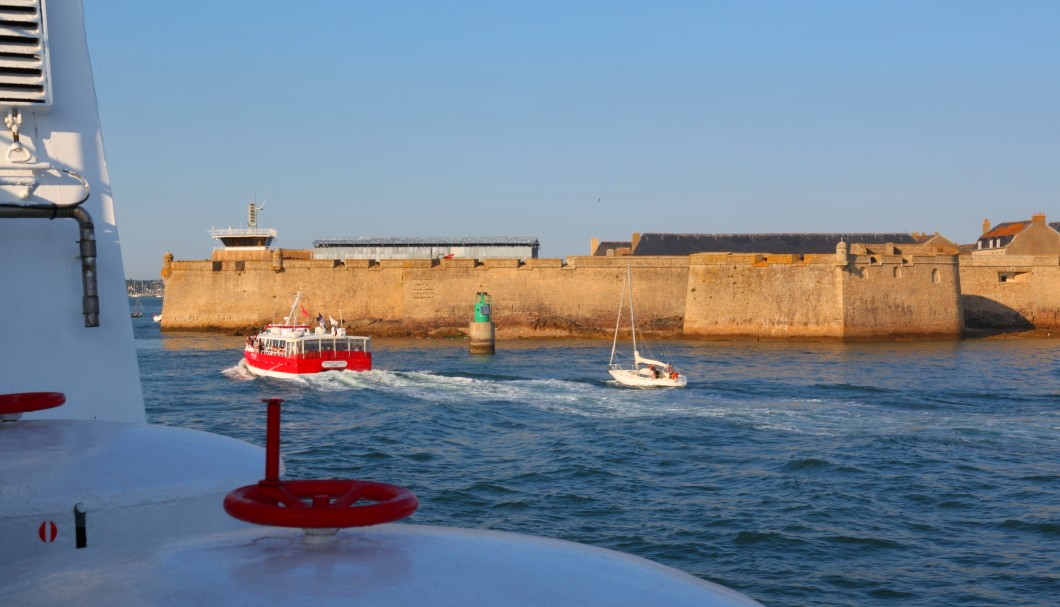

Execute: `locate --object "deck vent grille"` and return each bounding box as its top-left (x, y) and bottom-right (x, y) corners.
top-left (0, 0), bottom-right (50, 106)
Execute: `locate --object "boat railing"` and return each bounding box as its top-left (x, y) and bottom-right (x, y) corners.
top-left (294, 338), bottom-right (371, 359)
top-left (250, 334), bottom-right (370, 358)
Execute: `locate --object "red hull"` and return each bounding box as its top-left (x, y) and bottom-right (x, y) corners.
top-left (244, 351), bottom-right (371, 376)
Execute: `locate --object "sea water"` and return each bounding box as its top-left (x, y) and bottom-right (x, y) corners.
top-left (132, 297), bottom-right (1059, 607)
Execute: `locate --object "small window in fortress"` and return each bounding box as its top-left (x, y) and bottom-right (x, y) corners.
top-left (892, 267), bottom-right (901, 278)
top-left (998, 271), bottom-right (1028, 283)
top-left (931, 269), bottom-right (940, 283)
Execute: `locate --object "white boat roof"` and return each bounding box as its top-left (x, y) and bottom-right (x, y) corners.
top-left (2, 524), bottom-right (760, 606)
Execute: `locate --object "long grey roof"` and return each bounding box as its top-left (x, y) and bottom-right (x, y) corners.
top-left (314, 236), bottom-right (539, 248)
top-left (633, 233), bottom-right (918, 256)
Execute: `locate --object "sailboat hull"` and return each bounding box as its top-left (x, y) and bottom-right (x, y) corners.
top-left (609, 368), bottom-right (688, 388)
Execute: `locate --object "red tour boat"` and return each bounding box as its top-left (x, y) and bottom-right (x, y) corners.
top-left (242, 293), bottom-right (371, 378)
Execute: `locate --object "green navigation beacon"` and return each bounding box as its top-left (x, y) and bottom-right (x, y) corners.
top-left (469, 292), bottom-right (495, 354)
top-left (474, 292), bottom-right (492, 322)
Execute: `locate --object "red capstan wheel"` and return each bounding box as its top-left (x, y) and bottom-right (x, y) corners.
top-left (224, 478), bottom-right (418, 528)
top-left (223, 398), bottom-right (418, 529)
top-left (0, 392), bottom-right (65, 415)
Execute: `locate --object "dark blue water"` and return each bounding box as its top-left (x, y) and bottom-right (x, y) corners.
top-left (132, 297), bottom-right (1060, 607)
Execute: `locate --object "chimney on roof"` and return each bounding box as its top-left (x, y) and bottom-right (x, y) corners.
top-left (1031, 212), bottom-right (1046, 226)
top-left (982, 219), bottom-right (991, 235)
top-left (590, 237), bottom-right (600, 255)
top-left (631, 232), bottom-right (641, 253)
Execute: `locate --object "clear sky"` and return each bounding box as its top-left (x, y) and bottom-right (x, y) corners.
top-left (83, 1), bottom-right (1060, 279)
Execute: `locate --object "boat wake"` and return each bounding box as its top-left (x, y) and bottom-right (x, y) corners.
top-left (287, 368), bottom-right (709, 419)
top-left (222, 359), bottom-right (256, 380)
top-left (221, 361), bottom-right (889, 436)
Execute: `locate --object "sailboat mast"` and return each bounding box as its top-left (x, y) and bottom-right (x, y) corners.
top-left (627, 265), bottom-right (638, 358)
top-left (609, 270), bottom-right (626, 365)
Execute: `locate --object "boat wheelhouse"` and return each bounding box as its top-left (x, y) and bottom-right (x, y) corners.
top-left (208, 202), bottom-right (277, 250)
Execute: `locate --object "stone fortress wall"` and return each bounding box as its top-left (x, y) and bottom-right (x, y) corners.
top-left (683, 243), bottom-right (963, 340)
top-left (160, 243), bottom-right (980, 340)
top-left (959, 255), bottom-right (1060, 331)
top-left (160, 254), bottom-right (689, 337)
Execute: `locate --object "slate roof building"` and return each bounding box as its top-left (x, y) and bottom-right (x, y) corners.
top-left (592, 232), bottom-right (921, 256)
top-left (973, 213), bottom-right (1060, 256)
top-left (589, 238), bottom-right (632, 256)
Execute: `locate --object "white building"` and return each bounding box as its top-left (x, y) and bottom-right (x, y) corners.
top-left (312, 236), bottom-right (539, 260)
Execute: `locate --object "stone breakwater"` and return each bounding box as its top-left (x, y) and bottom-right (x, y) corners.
top-left (157, 246), bottom-right (1059, 340)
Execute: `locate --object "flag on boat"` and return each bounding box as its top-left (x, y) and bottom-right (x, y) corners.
top-left (300, 305), bottom-right (309, 317)
top-left (329, 315), bottom-right (337, 327)
top-left (317, 313), bottom-right (324, 326)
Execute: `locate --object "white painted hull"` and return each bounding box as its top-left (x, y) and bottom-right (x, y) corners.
top-left (609, 368), bottom-right (688, 388)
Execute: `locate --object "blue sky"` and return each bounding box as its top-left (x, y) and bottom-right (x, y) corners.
top-left (84, 1), bottom-right (1060, 279)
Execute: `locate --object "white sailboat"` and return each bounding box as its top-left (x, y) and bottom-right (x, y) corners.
top-left (608, 265), bottom-right (687, 388)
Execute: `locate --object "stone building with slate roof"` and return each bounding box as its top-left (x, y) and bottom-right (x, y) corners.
top-left (960, 213), bottom-right (1060, 331)
top-left (629, 232), bottom-right (919, 256)
top-left (972, 213), bottom-right (1060, 256)
top-left (592, 232), bottom-right (924, 256)
top-left (589, 238), bottom-right (632, 256)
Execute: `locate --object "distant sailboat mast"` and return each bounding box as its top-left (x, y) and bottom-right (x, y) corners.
top-left (609, 272), bottom-right (625, 365)
top-left (609, 265), bottom-right (638, 366)
top-left (627, 265), bottom-right (638, 358)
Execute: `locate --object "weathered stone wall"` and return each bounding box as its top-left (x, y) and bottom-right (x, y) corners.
top-left (160, 254), bottom-right (690, 337)
top-left (841, 253), bottom-right (963, 339)
top-left (683, 249), bottom-right (963, 340)
top-left (684, 253), bottom-right (845, 338)
top-left (158, 247), bottom-right (971, 340)
top-left (959, 255), bottom-right (1060, 330)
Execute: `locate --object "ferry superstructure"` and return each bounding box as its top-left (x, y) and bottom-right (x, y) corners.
top-left (0, 2), bottom-right (762, 605)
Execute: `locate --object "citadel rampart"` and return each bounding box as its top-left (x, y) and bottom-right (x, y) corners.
top-left (959, 255), bottom-right (1060, 331)
top-left (160, 254), bottom-right (689, 338)
top-left (160, 246), bottom-right (965, 340)
top-left (683, 245), bottom-right (962, 340)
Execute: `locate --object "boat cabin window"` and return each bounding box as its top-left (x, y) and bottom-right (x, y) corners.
top-left (304, 340), bottom-right (320, 354)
